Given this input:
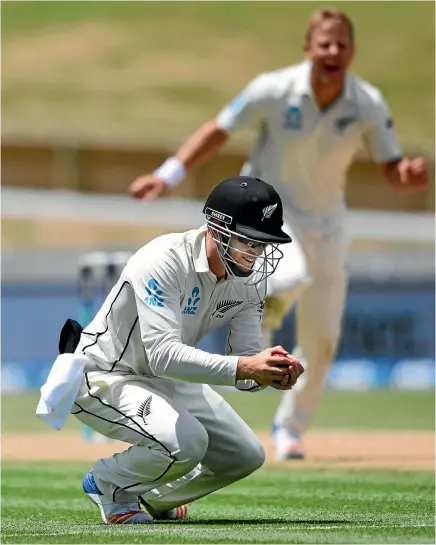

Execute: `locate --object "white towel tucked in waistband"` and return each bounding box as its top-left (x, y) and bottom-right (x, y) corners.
top-left (36, 353), bottom-right (88, 430)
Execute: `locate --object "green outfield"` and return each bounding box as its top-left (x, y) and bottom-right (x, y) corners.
top-left (2, 389), bottom-right (434, 433)
top-left (1, 389), bottom-right (434, 543)
top-left (2, 1), bottom-right (434, 151)
top-left (1, 463), bottom-right (434, 544)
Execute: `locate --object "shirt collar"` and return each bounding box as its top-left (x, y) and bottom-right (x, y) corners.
top-left (294, 60), bottom-right (313, 96)
top-left (192, 225), bottom-right (210, 274)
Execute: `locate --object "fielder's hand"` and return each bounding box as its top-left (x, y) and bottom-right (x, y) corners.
top-left (129, 173), bottom-right (167, 201)
top-left (392, 157), bottom-right (429, 193)
top-left (237, 346), bottom-right (304, 389)
top-left (269, 347), bottom-right (304, 391)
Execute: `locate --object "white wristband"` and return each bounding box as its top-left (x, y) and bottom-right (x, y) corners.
top-left (154, 157), bottom-right (186, 187)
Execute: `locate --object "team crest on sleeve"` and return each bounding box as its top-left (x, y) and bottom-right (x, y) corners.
top-left (334, 116), bottom-right (357, 133)
top-left (283, 105), bottom-right (302, 130)
top-left (182, 287), bottom-right (201, 315)
top-left (144, 278), bottom-right (164, 307)
top-left (228, 94), bottom-right (246, 116)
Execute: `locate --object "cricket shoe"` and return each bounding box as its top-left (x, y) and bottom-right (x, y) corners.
top-left (83, 470), bottom-right (154, 524)
top-left (272, 425), bottom-right (305, 461)
top-left (140, 499), bottom-right (189, 521)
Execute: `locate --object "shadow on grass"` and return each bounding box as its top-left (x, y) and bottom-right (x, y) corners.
top-left (163, 519), bottom-right (372, 525)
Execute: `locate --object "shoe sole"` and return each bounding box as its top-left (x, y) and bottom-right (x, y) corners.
top-left (83, 472), bottom-right (109, 524)
top-left (284, 451), bottom-right (305, 460)
top-left (83, 473), bottom-right (149, 525)
top-left (85, 493), bottom-right (153, 524)
top-left (140, 499), bottom-right (189, 521)
top-left (271, 427), bottom-right (305, 461)
top-left (173, 504), bottom-right (189, 520)
top-left (85, 491), bottom-right (109, 524)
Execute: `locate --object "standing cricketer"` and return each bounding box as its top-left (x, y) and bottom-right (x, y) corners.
top-left (129, 8), bottom-right (429, 460)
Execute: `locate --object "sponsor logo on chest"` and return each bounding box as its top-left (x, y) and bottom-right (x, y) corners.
top-left (182, 287), bottom-right (201, 315)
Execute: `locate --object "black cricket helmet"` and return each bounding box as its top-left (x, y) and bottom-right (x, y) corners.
top-left (203, 176), bottom-right (292, 286)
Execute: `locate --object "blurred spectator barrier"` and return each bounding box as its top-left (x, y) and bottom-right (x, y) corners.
top-left (2, 138), bottom-right (434, 212)
top-left (2, 188), bottom-right (434, 393)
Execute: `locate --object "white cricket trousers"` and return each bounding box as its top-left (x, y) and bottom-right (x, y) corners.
top-left (73, 370), bottom-right (265, 511)
top-left (266, 215), bottom-right (349, 437)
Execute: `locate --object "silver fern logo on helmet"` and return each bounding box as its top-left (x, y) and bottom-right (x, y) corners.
top-left (261, 203), bottom-right (278, 221)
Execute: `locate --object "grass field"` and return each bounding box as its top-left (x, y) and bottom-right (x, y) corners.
top-left (1, 463), bottom-right (434, 544)
top-left (2, 389), bottom-right (434, 433)
top-left (2, 390), bottom-right (434, 543)
top-left (2, 1), bottom-right (434, 151)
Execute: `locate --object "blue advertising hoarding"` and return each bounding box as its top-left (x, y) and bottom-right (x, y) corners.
top-left (2, 279), bottom-right (434, 392)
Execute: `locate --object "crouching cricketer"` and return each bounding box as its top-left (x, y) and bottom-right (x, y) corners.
top-left (46, 176), bottom-right (304, 524)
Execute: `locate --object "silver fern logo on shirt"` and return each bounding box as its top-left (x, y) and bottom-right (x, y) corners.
top-left (261, 203), bottom-right (278, 221)
top-left (137, 395), bottom-right (152, 424)
top-left (213, 299), bottom-right (243, 318)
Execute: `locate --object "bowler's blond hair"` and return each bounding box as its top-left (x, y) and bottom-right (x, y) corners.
top-left (305, 8), bottom-right (355, 44)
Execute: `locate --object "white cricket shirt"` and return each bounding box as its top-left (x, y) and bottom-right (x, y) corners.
top-left (217, 61), bottom-right (402, 229)
top-left (76, 226), bottom-right (265, 390)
